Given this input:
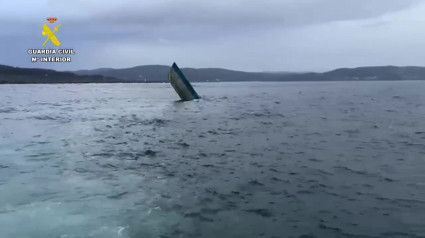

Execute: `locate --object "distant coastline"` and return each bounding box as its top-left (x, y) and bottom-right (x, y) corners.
top-left (1, 64), bottom-right (425, 84)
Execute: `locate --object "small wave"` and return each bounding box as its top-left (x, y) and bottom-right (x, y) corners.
top-left (0, 107), bottom-right (17, 113)
top-left (30, 115), bottom-right (71, 123)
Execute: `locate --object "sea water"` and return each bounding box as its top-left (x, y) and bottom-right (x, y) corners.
top-left (0, 81), bottom-right (424, 238)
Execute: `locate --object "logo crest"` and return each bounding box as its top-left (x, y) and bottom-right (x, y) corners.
top-left (42, 17), bottom-right (61, 47)
top-left (46, 17), bottom-right (57, 23)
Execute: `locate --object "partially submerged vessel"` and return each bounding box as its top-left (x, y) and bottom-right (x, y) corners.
top-left (168, 63), bottom-right (200, 101)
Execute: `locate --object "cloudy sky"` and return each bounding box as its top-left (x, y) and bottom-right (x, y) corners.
top-left (0, 0), bottom-right (424, 72)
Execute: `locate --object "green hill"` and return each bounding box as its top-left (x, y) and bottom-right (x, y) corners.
top-left (2, 64), bottom-right (425, 84)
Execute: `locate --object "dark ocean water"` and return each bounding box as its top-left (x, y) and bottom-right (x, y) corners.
top-left (0, 81), bottom-right (425, 238)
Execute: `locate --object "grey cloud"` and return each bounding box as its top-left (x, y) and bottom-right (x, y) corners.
top-left (0, 0), bottom-right (424, 71)
top-left (84, 0), bottom-right (420, 27)
top-left (39, 0), bottom-right (421, 44)
top-left (2, 0), bottom-right (421, 41)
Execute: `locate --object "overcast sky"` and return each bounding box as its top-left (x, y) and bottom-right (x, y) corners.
top-left (0, 0), bottom-right (424, 72)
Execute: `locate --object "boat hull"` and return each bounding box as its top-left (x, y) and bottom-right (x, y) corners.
top-left (169, 63), bottom-right (200, 101)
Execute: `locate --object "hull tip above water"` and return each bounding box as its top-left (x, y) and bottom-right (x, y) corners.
top-left (169, 62), bottom-right (200, 101)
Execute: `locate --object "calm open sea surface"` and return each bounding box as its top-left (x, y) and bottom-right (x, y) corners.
top-left (0, 81), bottom-right (425, 238)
